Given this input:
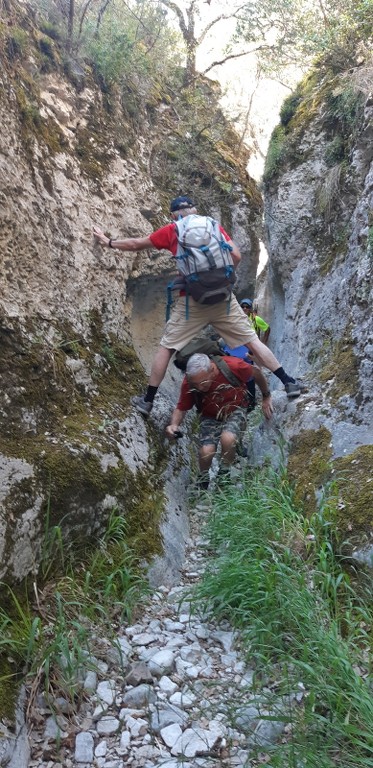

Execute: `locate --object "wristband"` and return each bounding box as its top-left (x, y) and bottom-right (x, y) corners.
top-left (108, 239), bottom-right (113, 248)
top-left (262, 390), bottom-right (271, 398)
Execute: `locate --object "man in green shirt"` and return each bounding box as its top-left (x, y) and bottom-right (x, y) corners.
top-left (240, 299), bottom-right (270, 345)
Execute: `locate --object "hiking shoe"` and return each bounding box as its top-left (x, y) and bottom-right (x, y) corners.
top-left (285, 380), bottom-right (308, 398)
top-left (131, 394), bottom-right (153, 416)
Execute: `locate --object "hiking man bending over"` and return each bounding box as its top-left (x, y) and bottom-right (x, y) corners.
top-left (93, 195), bottom-right (304, 416)
top-left (165, 352), bottom-right (273, 490)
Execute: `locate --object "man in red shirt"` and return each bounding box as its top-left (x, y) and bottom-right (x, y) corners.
top-left (165, 352), bottom-right (273, 489)
top-left (93, 195), bottom-right (304, 416)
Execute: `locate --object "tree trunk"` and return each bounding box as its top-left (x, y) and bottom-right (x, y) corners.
top-left (67, 0), bottom-right (75, 53)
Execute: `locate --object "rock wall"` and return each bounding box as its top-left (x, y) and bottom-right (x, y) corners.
top-left (0, 1), bottom-right (262, 584)
top-left (257, 61), bottom-right (373, 548)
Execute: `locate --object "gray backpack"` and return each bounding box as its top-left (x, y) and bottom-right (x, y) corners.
top-left (175, 214), bottom-right (235, 305)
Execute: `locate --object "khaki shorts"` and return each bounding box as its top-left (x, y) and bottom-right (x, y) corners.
top-left (199, 407), bottom-right (247, 448)
top-left (160, 295), bottom-right (258, 351)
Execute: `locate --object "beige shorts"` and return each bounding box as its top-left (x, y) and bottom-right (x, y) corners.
top-left (160, 295), bottom-right (258, 351)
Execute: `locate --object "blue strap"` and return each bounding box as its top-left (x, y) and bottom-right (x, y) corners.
top-left (166, 282), bottom-right (174, 321)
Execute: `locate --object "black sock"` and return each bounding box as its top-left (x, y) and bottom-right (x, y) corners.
top-left (273, 367), bottom-right (295, 385)
top-left (145, 385), bottom-right (158, 403)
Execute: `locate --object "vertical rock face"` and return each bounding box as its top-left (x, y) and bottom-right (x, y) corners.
top-left (259, 63), bottom-right (372, 543)
top-left (264, 73), bottom-right (372, 405)
top-left (0, 2), bottom-right (262, 583)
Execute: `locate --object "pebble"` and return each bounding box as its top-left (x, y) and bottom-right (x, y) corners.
top-left (27, 500), bottom-right (289, 767)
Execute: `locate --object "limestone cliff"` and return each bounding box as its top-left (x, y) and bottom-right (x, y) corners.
top-left (258, 56), bottom-right (372, 549)
top-left (0, 0), bottom-right (262, 584)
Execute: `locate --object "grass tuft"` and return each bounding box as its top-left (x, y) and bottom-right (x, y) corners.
top-left (192, 466), bottom-right (373, 766)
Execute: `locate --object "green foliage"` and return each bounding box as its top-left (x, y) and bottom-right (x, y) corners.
top-left (6, 26), bottom-right (29, 59)
top-left (263, 125), bottom-right (288, 184)
top-left (39, 19), bottom-right (61, 41)
top-left (280, 91), bottom-right (303, 126)
top-left (237, 0), bottom-right (373, 75)
top-left (0, 508), bottom-right (149, 712)
top-left (193, 467), bottom-right (373, 766)
top-left (324, 135), bottom-right (345, 166)
top-left (38, 0), bottom-right (181, 103)
top-left (324, 85), bottom-right (365, 140)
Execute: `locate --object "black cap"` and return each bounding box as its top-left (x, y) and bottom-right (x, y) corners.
top-left (170, 195), bottom-right (195, 213)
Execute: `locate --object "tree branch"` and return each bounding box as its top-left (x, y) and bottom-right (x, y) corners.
top-left (159, 0), bottom-right (188, 38)
top-left (201, 44), bottom-right (273, 76)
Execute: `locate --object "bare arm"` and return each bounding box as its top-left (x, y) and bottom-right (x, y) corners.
top-left (227, 239), bottom-right (241, 267)
top-left (262, 327), bottom-right (271, 345)
top-left (250, 366), bottom-right (273, 419)
top-left (165, 408), bottom-right (187, 439)
top-left (93, 226), bottom-right (154, 252)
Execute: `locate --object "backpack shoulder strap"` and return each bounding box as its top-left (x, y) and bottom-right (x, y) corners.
top-left (212, 356), bottom-right (243, 388)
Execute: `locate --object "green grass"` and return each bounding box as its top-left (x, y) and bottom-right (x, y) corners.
top-left (192, 468), bottom-right (373, 767)
top-left (0, 508), bottom-right (150, 711)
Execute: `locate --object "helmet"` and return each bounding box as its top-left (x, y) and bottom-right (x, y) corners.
top-left (240, 298), bottom-right (253, 308)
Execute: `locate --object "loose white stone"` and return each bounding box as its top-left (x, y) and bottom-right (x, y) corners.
top-left (97, 680), bottom-right (116, 706)
top-left (122, 684), bottom-right (154, 708)
top-left (117, 636), bottom-right (132, 655)
top-left (83, 670), bottom-right (98, 693)
top-left (124, 714), bottom-right (148, 738)
top-left (211, 630), bottom-right (235, 652)
top-left (132, 632), bottom-right (158, 646)
top-left (92, 703), bottom-right (107, 721)
top-left (148, 649), bottom-right (175, 677)
top-left (75, 731), bottom-right (94, 763)
top-left (178, 613), bottom-right (191, 624)
top-left (195, 625), bottom-right (209, 640)
top-left (118, 730), bottom-right (131, 752)
top-left (158, 675), bottom-right (178, 695)
top-left (169, 691), bottom-right (195, 709)
top-left (96, 716), bottom-right (120, 735)
top-left (160, 723), bottom-right (183, 749)
top-left (163, 619), bottom-right (184, 631)
top-left (95, 740), bottom-right (107, 757)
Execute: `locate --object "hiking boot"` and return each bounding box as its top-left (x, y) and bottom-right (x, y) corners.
top-left (285, 380), bottom-right (308, 398)
top-left (131, 394), bottom-right (153, 416)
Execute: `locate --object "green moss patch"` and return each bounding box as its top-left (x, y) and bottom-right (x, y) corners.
top-left (319, 332), bottom-right (360, 403)
top-left (0, 314), bottom-right (167, 575)
top-left (288, 427), bottom-right (333, 516)
top-left (334, 445), bottom-right (373, 539)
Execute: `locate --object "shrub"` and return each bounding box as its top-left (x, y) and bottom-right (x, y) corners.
top-left (263, 125), bottom-right (288, 184)
top-left (280, 90), bottom-right (302, 126)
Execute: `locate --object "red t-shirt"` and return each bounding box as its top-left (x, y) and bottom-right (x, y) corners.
top-left (149, 222), bottom-right (231, 256)
top-left (177, 356), bottom-right (254, 419)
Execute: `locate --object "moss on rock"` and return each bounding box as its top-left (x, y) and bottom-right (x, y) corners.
top-left (334, 445), bottom-right (373, 539)
top-left (319, 331), bottom-right (360, 403)
top-left (288, 427), bottom-right (333, 516)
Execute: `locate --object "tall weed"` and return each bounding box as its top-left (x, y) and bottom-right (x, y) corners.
top-left (193, 467), bottom-right (373, 766)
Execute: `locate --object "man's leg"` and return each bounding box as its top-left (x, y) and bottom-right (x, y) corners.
top-left (199, 444), bottom-right (216, 473)
top-left (196, 418), bottom-right (221, 490)
top-left (220, 431), bottom-right (237, 466)
top-left (148, 346), bottom-right (174, 386)
top-left (210, 298), bottom-right (305, 398)
top-left (248, 337), bottom-right (305, 397)
top-left (132, 346), bottom-right (174, 416)
top-left (132, 297), bottom-right (209, 416)
top-left (219, 409), bottom-right (247, 474)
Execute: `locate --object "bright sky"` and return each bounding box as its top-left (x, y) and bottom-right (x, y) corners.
top-left (173, 1), bottom-right (302, 180)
